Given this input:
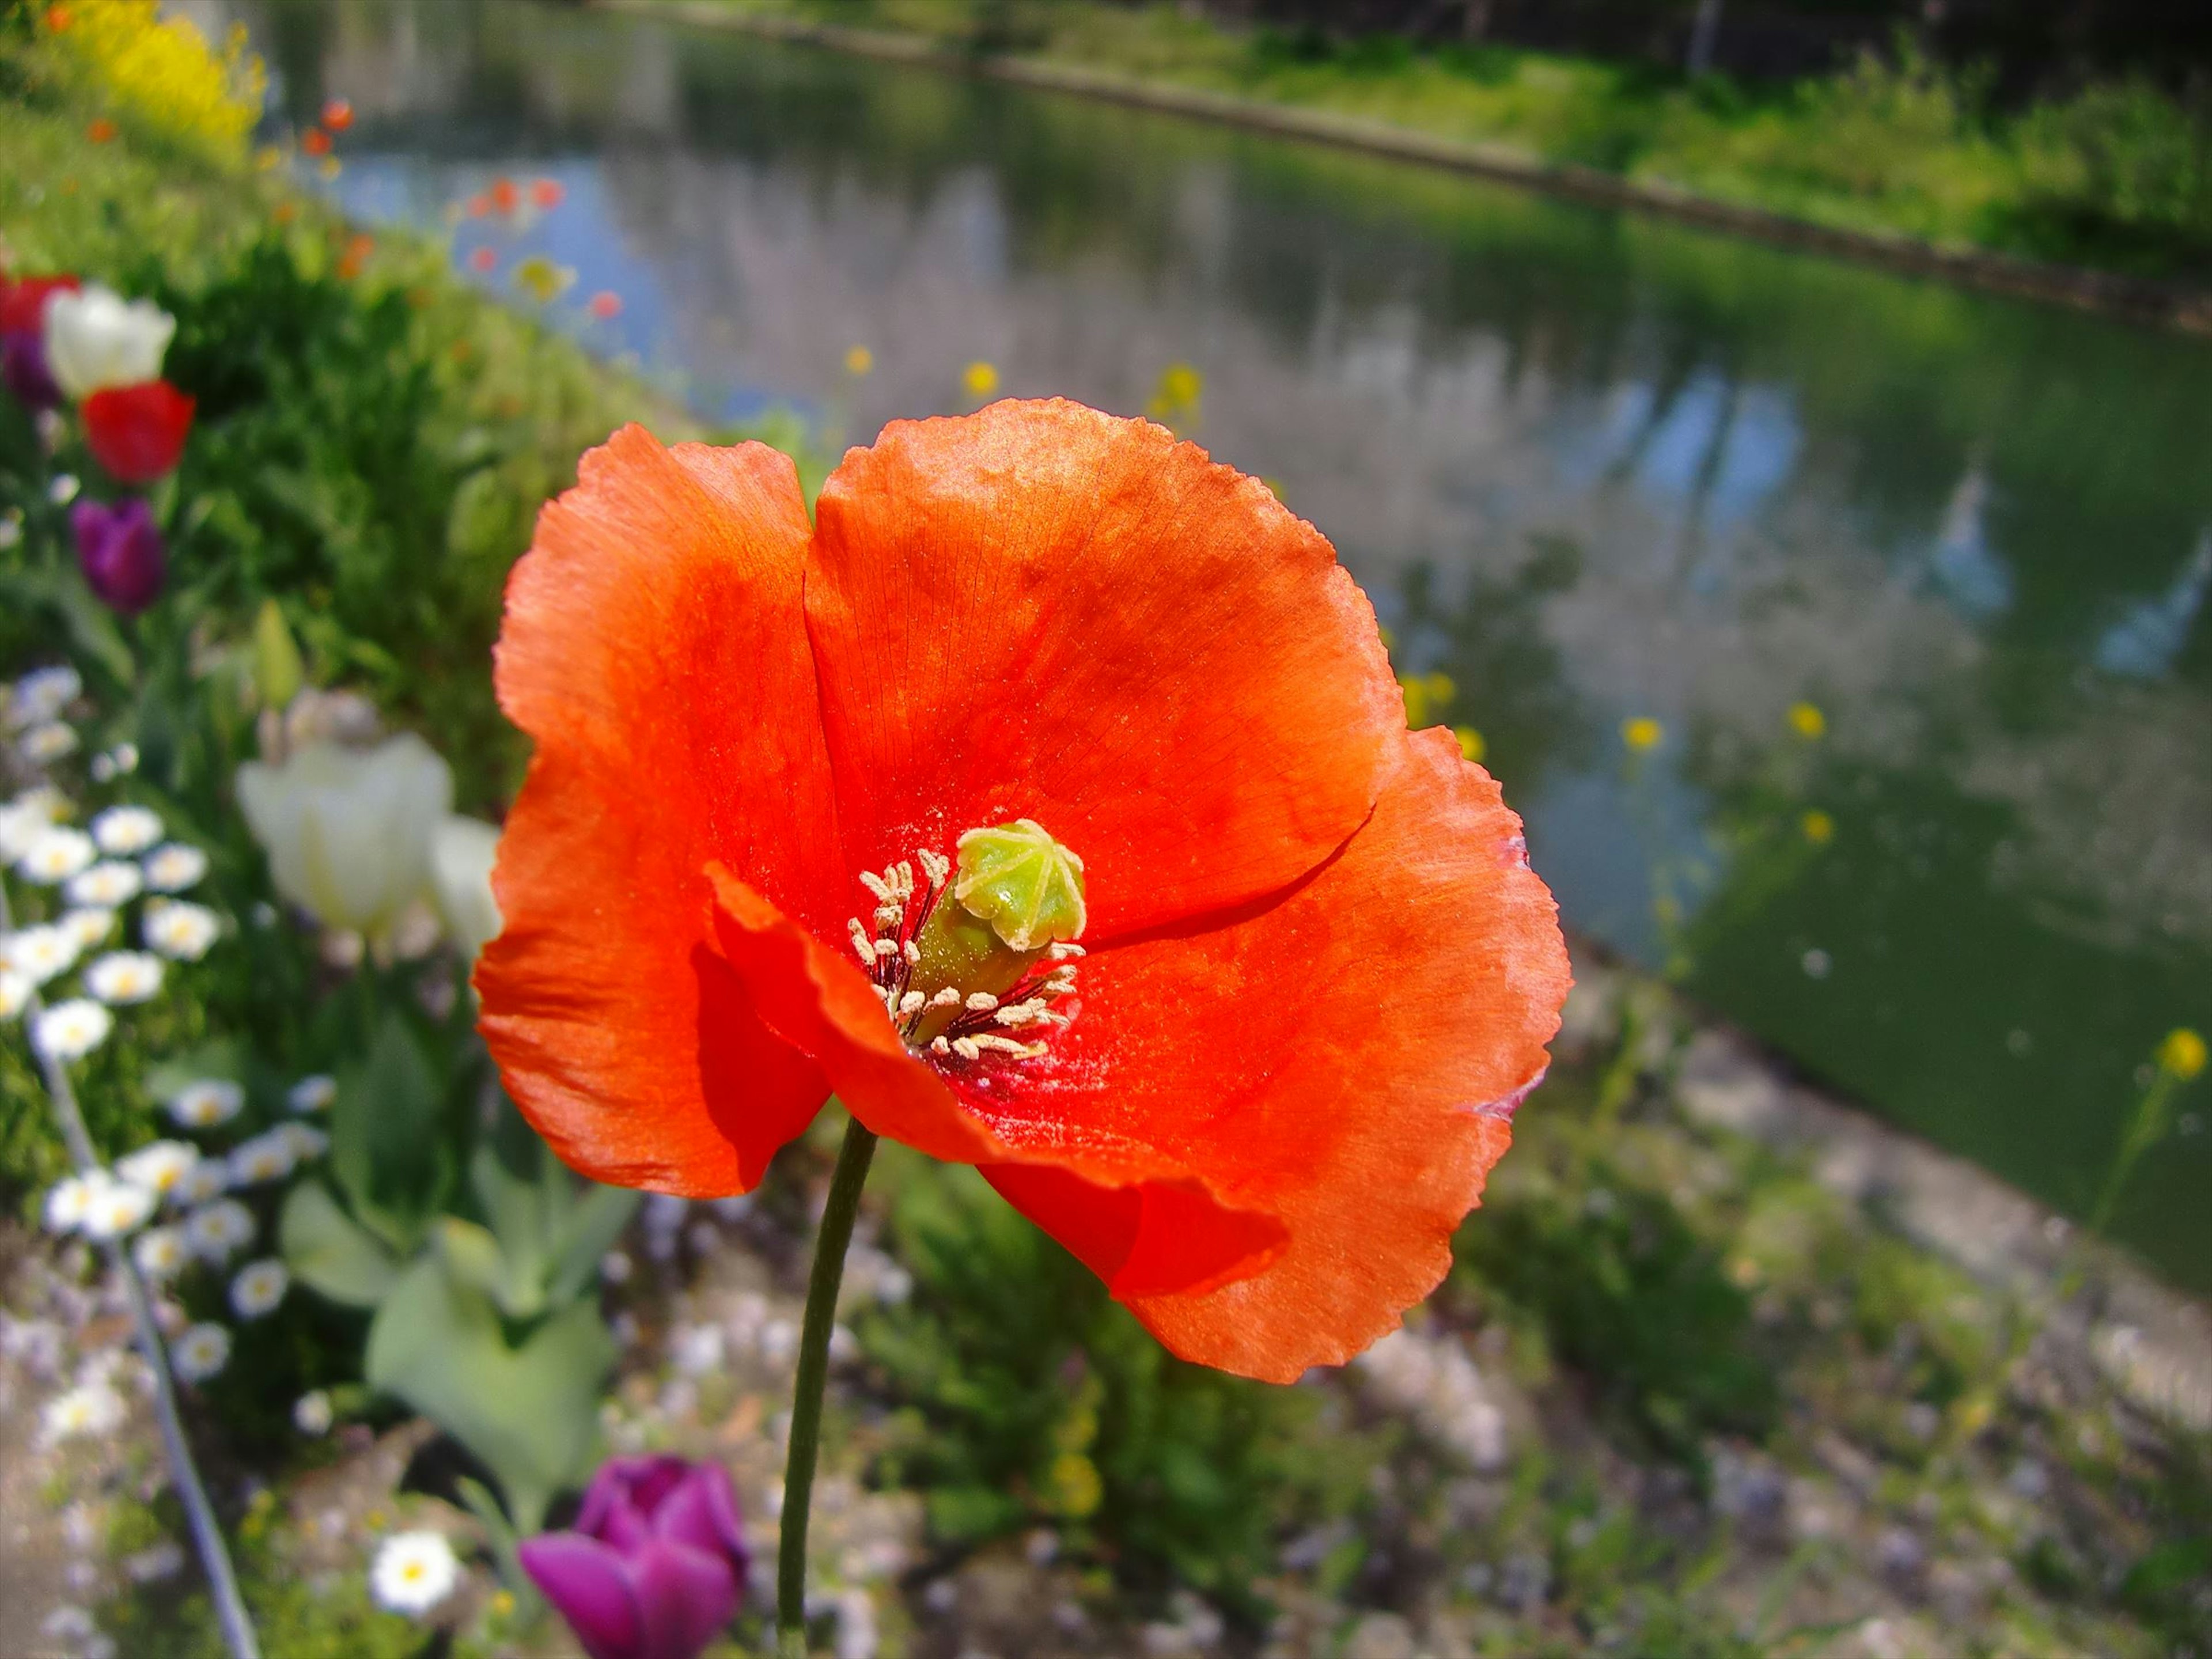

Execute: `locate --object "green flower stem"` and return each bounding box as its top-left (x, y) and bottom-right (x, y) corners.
top-left (0, 880), bottom-right (261, 1659)
top-left (777, 1113), bottom-right (879, 1659)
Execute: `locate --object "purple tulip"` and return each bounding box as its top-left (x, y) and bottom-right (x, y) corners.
top-left (2, 328), bottom-right (64, 410)
top-left (519, 1456), bottom-right (748, 1659)
top-left (70, 497), bottom-right (167, 615)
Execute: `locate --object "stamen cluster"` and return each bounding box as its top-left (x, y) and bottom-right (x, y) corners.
top-left (843, 849), bottom-right (1082, 1067)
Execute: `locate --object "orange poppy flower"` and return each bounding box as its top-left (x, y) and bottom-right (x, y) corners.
top-left (531, 178), bottom-right (566, 210)
top-left (86, 118), bottom-right (116, 144)
top-left (300, 126), bottom-right (331, 157)
top-left (490, 176), bottom-right (521, 215)
top-left (478, 401), bottom-right (1570, 1381)
top-left (321, 98), bottom-right (354, 132)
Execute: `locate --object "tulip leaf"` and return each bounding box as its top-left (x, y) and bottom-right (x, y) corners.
top-left (330, 1012), bottom-right (452, 1253)
top-left (546, 1183), bottom-right (641, 1309)
top-left (279, 1179), bottom-right (402, 1308)
top-left (366, 1255), bottom-right (614, 1535)
top-left (437, 1215), bottom-right (535, 1320)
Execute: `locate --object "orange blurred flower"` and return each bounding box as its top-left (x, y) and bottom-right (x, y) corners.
top-left (44, 4), bottom-right (70, 32)
top-left (321, 99), bottom-right (354, 132)
top-left (531, 179), bottom-right (566, 210)
top-left (271, 200), bottom-right (297, 225)
top-left (86, 118), bottom-right (116, 144)
top-left (336, 233), bottom-right (374, 281)
top-left (476, 403), bottom-right (1571, 1382)
top-left (465, 192), bottom-right (493, 218)
top-left (490, 176), bottom-right (521, 215)
top-left (468, 247), bottom-right (498, 274)
top-left (301, 127), bottom-right (331, 157)
top-left (588, 290), bottom-right (623, 320)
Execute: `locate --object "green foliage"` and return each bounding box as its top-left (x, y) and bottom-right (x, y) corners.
top-left (858, 1153), bottom-right (1376, 1612)
top-left (1459, 1154), bottom-right (1779, 1461)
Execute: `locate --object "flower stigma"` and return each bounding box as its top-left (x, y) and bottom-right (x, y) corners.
top-left (843, 819), bottom-right (1086, 1069)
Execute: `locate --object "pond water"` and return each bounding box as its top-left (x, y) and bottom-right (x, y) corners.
top-left (230, 0), bottom-right (2212, 1289)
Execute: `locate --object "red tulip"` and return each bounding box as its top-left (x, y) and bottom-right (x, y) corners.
top-left (82, 379), bottom-right (194, 483)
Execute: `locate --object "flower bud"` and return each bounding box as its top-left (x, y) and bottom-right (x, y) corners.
top-left (70, 497), bottom-right (166, 615)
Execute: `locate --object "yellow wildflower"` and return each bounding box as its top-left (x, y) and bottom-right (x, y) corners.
top-left (46, 0), bottom-right (265, 165)
top-left (963, 360), bottom-right (999, 398)
top-left (845, 345), bottom-right (874, 377)
top-left (512, 255), bottom-right (577, 305)
top-left (1801, 809), bottom-right (1834, 844)
top-left (2158, 1028), bottom-right (2206, 1081)
top-left (1455, 726), bottom-right (1486, 764)
top-left (1788, 702), bottom-right (1826, 740)
top-left (1622, 716), bottom-right (1663, 753)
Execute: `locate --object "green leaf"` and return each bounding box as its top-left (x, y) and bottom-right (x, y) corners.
top-left (279, 1181), bottom-right (402, 1308)
top-left (365, 1256), bottom-right (614, 1535)
top-left (435, 1216), bottom-right (526, 1317)
top-left (545, 1183), bottom-right (641, 1309)
top-left (329, 1013), bottom-right (451, 1254)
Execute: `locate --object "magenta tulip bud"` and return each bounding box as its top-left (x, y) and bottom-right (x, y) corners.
top-left (70, 496), bottom-right (166, 615)
top-left (519, 1456), bottom-right (748, 1659)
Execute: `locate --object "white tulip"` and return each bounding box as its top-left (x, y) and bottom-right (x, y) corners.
top-left (43, 284), bottom-right (176, 401)
top-left (429, 815), bottom-right (502, 964)
top-left (236, 736), bottom-right (453, 941)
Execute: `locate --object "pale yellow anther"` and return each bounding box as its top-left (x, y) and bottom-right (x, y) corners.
top-left (930, 1036), bottom-right (951, 1055)
top-left (902, 940), bottom-right (921, 964)
top-left (951, 1036), bottom-right (982, 1060)
top-left (898, 991), bottom-right (926, 1016)
top-left (874, 904), bottom-right (904, 927)
top-left (859, 872), bottom-right (892, 903)
top-left (953, 819), bottom-right (1086, 952)
top-left (872, 939), bottom-right (899, 959)
top-left (965, 992), bottom-right (999, 1012)
top-left (929, 987), bottom-right (962, 1007)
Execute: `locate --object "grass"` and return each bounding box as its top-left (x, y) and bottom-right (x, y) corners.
top-left (687, 0), bottom-right (2212, 281)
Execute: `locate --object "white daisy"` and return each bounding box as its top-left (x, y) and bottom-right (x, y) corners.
top-left (0, 969), bottom-right (31, 1021)
top-left (0, 803), bottom-right (47, 861)
top-left (4, 923), bottom-right (79, 985)
top-left (184, 1199), bottom-right (256, 1262)
top-left (144, 899), bottom-right (220, 961)
top-left (115, 1140), bottom-right (199, 1199)
top-left (293, 1389), bottom-right (334, 1434)
top-left (173, 1160), bottom-right (229, 1206)
top-left (165, 1078), bottom-right (244, 1128)
top-left (369, 1531), bottom-right (460, 1616)
top-left (287, 1073), bottom-right (337, 1113)
top-left (91, 805), bottom-right (163, 855)
top-left (142, 842), bottom-right (209, 893)
top-left (278, 1122), bottom-right (329, 1162)
top-left (19, 825), bottom-right (95, 884)
top-left (229, 1259), bottom-right (289, 1319)
top-left (48, 472), bottom-right (80, 506)
top-left (85, 950), bottom-right (164, 1006)
top-left (19, 721), bottom-right (78, 765)
top-left (132, 1225), bottom-right (190, 1280)
top-left (59, 907), bottom-right (116, 949)
top-left (227, 1130), bottom-right (297, 1187)
top-left (40, 1382), bottom-right (125, 1445)
top-left (81, 1176), bottom-right (155, 1240)
top-left (170, 1322), bottom-right (231, 1382)
top-left (11, 665), bottom-right (81, 726)
top-left (43, 1173), bottom-right (97, 1234)
top-left (34, 998), bottom-right (112, 1061)
top-left (90, 741), bottom-right (141, 784)
top-left (66, 860), bottom-right (142, 908)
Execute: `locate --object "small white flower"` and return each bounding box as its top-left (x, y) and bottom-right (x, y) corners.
top-left (133, 1225), bottom-right (190, 1279)
top-left (47, 472), bottom-right (79, 506)
top-left (369, 1531), bottom-right (460, 1616)
top-left (40, 1382), bottom-right (126, 1445)
top-left (67, 859), bottom-right (143, 908)
top-left (142, 842), bottom-right (208, 893)
top-left (43, 1173), bottom-right (97, 1233)
top-left (90, 741), bottom-right (140, 783)
top-left (144, 899), bottom-right (220, 960)
top-left (278, 1121), bottom-right (329, 1162)
top-left (59, 907), bottom-right (116, 949)
top-left (227, 1130), bottom-right (296, 1187)
top-left (173, 1160), bottom-right (229, 1206)
top-left (294, 1389), bottom-right (334, 1435)
top-left (166, 1078), bottom-right (245, 1128)
top-left (92, 805), bottom-right (163, 855)
top-left (0, 970), bottom-right (29, 1021)
top-left (10, 665), bottom-right (81, 727)
top-left (34, 998), bottom-right (113, 1061)
top-left (170, 1321), bottom-right (231, 1382)
top-left (184, 1199), bottom-right (256, 1262)
top-left (229, 1259), bottom-right (289, 1319)
top-left (81, 1176), bottom-right (155, 1240)
top-left (5, 923), bottom-right (81, 984)
top-left (116, 1139), bottom-right (199, 1199)
top-left (287, 1073), bottom-right (337, 1113)
top-left (18, 825), bottom-right (95, 884)
top-left (85, 949), bottom-right (164, 1006)
top-left (20, 721), bottom-right (77, 764)
top-left (46, 284), bottom-right (177, 400)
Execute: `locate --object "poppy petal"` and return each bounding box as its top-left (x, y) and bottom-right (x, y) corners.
top-left (983, 728), bottom-right (1571, 1381)
top-left (704, 862), bottom-right (1286, 1286)
top-left (805, 399), bottom-right (1403, 941)
top-left (477, 426), bottom-right (843, 1195)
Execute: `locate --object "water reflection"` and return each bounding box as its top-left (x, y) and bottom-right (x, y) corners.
top-left (230, 0), bottom-right (2212, 1285)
